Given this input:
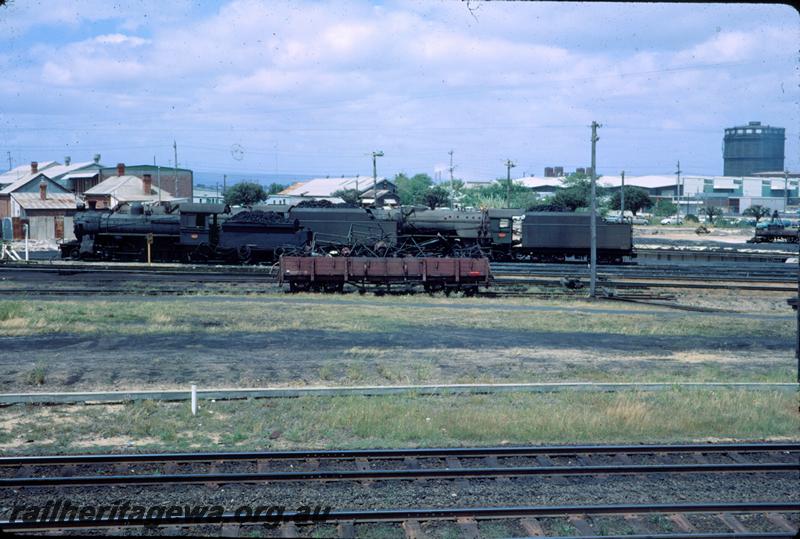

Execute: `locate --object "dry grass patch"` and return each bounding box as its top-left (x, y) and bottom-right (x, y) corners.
top-left (1, 389), bottom-right (795, 455)
top-left (5, 297), bottom-right (792, 339)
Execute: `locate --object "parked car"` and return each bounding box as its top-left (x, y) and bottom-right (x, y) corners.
top-left (605, 215), bottom-right (649, 225)
top-left (660, 216), bottom-right (683, 225)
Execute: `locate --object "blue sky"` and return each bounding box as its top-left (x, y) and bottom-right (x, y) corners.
top-left (0, 1), bottom-right (797, 181)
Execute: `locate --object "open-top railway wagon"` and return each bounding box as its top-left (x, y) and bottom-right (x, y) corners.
top-left (278, 256), bottom-right (491, 294)
top-left (748, 221), bottom-right (799, 243)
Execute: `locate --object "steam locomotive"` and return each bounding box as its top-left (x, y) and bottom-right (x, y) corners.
top-left (60, 201), bottom-right (634, 264)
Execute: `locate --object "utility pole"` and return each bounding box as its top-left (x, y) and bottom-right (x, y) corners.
top-left (675, 160), bottom-right (682, 217)
top-left (785, 169), bottom-right (789, 211)
top-left (154, 156), bottom-right (161, 203)
top-left (6, 151), bottom-right (11, 172)
top-left (448, 150), bottom-right (456, 209)
top-left (620, 170), bottom-right (625, 222)
top-left (505, 159), bottom-right (516, 208)
top-left (173, 140), bottom-right (179, 198)
top-left (589, 121), bottom-right (601, 298)
top-left (223, 174), bottom-right (227, 202)
top-left (372, 151), bottom-right (384, 208)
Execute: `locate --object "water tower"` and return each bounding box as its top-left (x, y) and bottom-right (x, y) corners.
top-left (723, 121), bottom-right (785, 176)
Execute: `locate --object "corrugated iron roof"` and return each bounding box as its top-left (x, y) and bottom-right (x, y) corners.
top-left (0, 173), bottom-right (53, 194)
top-left (598, 175), bottom-right (679, 189)
top-left (513, 177), bottom-right (563, 189)
top-left (11, 192), bottom-right (78, 210)
top-left (280, 177), bottom-right (386, 196)
top-left (84, 174), bottom-right (172, 201)
top-left (61, 170), bottom-right (101, 180)
top-left (43, 162), bottom-right (100, 180)
top-left (0, 161), bottom-right (58, 180)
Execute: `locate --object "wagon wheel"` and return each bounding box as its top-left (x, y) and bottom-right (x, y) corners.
top-left (373, 240), bottom-right (390, 257)
top-left (69, 247), bottom-right (81, 260)
top-left (237, 245), bottom-right (253, 264)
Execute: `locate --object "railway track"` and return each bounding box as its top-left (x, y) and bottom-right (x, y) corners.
top-left (491, 262), bottom-right (798, 282)
top-left (1, 442), bottom-right (797, 487)
top-left (0, 263), bottom-right (798, 295)
top-left (2, 502), bottom-right (798, 537)
top-left (1, 443), bottom-right (797, 537)
top-left (634, 247), bottom-right (796, 264)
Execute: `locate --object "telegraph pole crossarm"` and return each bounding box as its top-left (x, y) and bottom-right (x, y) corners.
top-left (505, 159), bottom-right (516, 209)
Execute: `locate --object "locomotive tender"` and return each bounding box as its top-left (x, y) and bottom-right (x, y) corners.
top-left (61, 201), bottom-right (634, 264)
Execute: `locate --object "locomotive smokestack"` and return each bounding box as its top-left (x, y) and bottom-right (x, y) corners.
top-left (31, 161), bottom-right (38, 174)
top-left (39, 179), bottom-right (47, 200)
top-left (117, 163), bottom-right (125, 176)
top-left (143, 174), bottom-right (152, 195)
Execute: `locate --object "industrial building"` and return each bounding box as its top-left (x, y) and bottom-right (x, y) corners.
top-left (597, 174), bottom-right (797, 214)
top-left (501, 173), bottom-right (798, 215)
top-left (723, 121), bottom-right (785, 176)
top-left (192, 186), bottom-right (225, 205)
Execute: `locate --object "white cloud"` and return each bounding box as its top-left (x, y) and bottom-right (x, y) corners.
top-left (0, 0), bottom-right (797, 176)
top-left (93, 34), bottom-right (149, 47)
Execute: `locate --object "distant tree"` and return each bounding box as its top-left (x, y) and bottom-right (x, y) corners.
top-left (394, 173), bottom-right (434, 205)
top-left (459, 181), bottom-right (537, 210)
top-left (742, 204), bottom-right (771, 224)
top-left (332, 188), bottom-right (361, 205)
top-left (423, 186), bottom-right (450, 209)
top-left (445, 179), bottom-right (464, 192)
top-left (609, 186), bottom-right (653, 215)
top-left (542, 172), bottom-right (607, 212)
top-left (550, 187), bottom-right (589, 211)
top-left (652, 198), bottom-right (678, 217)
top-left (700, 205), bottom-right (724, 224)
top-left (528, 199), bottom-right (567, 212)
top-left (224, 181), bottom-right (267, 206)
top-left (267, 183), bottom-right (287, 195)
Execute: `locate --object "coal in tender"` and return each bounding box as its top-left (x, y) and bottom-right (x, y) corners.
top-left (227, 210), bottom-right (289, 225)
top-left (294, 200), bottom-right (358, 208)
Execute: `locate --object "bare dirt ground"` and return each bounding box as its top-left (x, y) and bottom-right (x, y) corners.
top-left (635, 225), bottom-right (799, 252)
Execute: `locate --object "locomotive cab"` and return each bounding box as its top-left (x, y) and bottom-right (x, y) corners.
top-left (179, 203), bottom-right (229, 259)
